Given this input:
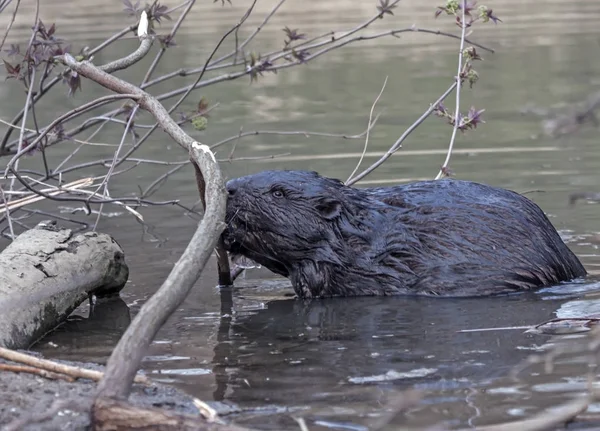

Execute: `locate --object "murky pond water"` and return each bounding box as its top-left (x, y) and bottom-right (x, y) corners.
top-left (1, 0), bottom-right (600, 429)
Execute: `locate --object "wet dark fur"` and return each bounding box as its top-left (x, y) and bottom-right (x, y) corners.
top-left (223, 170), bottom-right (587, 299)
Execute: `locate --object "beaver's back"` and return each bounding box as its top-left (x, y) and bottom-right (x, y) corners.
top-left (361, 179), bottom-right (587, 296)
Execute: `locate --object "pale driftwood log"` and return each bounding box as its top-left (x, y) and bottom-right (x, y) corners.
top-left (0, 347), bottom-right (149, 384)
top-left (92, 398), bottom-right (255, 431)
top-left (0, 220), bottom-right (129, 349)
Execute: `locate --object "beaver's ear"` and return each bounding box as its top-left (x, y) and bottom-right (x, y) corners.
top-left (315, 197), bottom-right (341, 220)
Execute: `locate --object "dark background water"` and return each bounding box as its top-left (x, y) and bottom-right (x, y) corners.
top-left (1, 0), bottom-right (600, 429)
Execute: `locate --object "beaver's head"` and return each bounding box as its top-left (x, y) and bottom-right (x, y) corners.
top-left (223, 170), bottom-right (351, 279)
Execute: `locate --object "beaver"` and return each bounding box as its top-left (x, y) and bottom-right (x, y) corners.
top-left (223, 170), bottom-right (587, 299)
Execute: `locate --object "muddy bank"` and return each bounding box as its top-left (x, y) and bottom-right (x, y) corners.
top-left (0, 350), bottom-right (291, 431)
top-left (0, 221), bottom-right (129, 349)
top-left (0, 352), bottom-right (200, 430)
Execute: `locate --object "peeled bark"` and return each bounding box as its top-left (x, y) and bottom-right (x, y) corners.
top-left (0, 220), bottom-right (129, 349)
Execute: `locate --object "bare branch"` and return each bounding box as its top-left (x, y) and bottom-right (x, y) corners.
top-left (4, 94), bottom-right (141, 176)
top-left (192, 155), bottom-right (231, 286)
top-left (210, 120), bottom-right (382, 150)
top-left (152, 25), bottom-right (488, 103)
top-left (0, 0), bottom-right (19, 53)
top-left (0, 23), bottom-right (137, 155)
top-left (100, 36), bottom-right (153, 73)
top-left (40, 18), bottom-right (229, 401)
top-left (91, 104), bottom-right (139, 230)
top-left (141, 0), bottom-right (196, 84)
top-left (435, 0), bottom-right (468, 180)
top-left (346, 75), bottom-right (388, 183)
top-left (211, 0), bottom-right (287, 67)
top-left (347, 82), bottom-right (457, 186)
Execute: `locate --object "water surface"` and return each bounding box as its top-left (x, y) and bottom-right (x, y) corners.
top-left (1, 0), bottom-right (600, 429)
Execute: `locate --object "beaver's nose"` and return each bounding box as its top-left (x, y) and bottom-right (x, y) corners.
top-left (226, 179), bottom-right (239, 196)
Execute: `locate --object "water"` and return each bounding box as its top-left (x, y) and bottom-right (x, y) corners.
top-left (1, 0), bottom-right (600, 429)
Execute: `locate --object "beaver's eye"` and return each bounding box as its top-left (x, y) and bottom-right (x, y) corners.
top-left (272, 189), bottom-right (284, 198)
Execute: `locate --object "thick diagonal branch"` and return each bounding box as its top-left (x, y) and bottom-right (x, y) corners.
top-left (56, 54), bottom-right (228, 400)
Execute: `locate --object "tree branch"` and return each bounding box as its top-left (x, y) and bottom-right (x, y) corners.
top-left (99, 35), bottom-right (153, 74)
top-left (435, 0), bottom-right (467, 180)
top-left (347, 81), bottom-right (457, 186)
top-left (48, 14), bottom-right (228, 401)
top-left (95, 143), bottom-right (226, 400)
top-left (0, 0), bottom-right (19, 53)
top-left (3, 94), bottom-right (140, 176)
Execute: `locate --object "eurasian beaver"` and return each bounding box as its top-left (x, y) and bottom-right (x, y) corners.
top-left (223, 170), bottom-right (586, 299)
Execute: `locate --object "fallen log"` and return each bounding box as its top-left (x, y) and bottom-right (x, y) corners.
top-left (0, 220), bottom-right (129, 349)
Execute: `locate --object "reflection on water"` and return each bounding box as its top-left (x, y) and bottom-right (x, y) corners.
top-left (37, 297), bottom-right (131, 364)
top-left (37, 277), bottom-right (600, 429)
top-left (1, 0), bottom-right (600, 428)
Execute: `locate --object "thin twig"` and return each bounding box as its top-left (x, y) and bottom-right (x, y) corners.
top-left (91, 104), bottom-right (139, 230)
top-left (0, 22), bottom-right (135, 155)
top-left (0, 186), bottom-right (14, 239)
top-left (435, 0), bottom-right (467, 180)
top-left (4, 94), bottom-right (141, 176)
top-left (165, 0), bottom-right (258, 117)
top-left (53, 109), bottom-right (124, 173)
top-left (211, 120), bottom-right (381, 150)
top-left (88, 26), bottom-right (136, 57)
top-left (143, 25), bottom-right (493, 96)
top-left (0, 116), bottom-right (117, 148)
top-left (211, 0), bottom-right (287, 66)
top-left (346, 75), bottom-right (388, 183)
top-left (347, 81), bottom-right (457, 185)
top-left (0, 0), bottom-right (14, 13)
top-left (8, 0), bottom-right (40, 191)
top-left (0, 0), bottom-right (20, 53)
top-left (141, 0), bottom-right (196, 85)
top-left (141, 163), bottom-right (186, 199)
